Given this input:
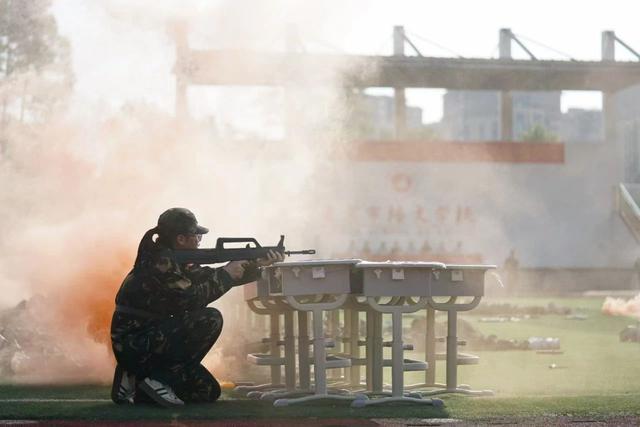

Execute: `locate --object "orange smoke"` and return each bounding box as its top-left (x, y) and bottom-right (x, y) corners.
top-left (57, 245), bottom-right (134, 346)
top-left (602, 294), bottom-right (640, 320)
top-left (0, 107), bottom-right (252, 383)
top-left (1, 0), bottom-right (352, 385)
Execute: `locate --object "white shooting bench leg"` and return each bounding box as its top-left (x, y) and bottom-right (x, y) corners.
top-left (324, 297), bottom-right (378, 396)
top-left (418, 296), bottom-right (494, 397)
top-left (263, 295), bottom-right (350, 401)
top-left (343, 307), bottom-right (353, 386)
top-left (335, 296), bottom-right (372, 393)
top-left (352, 296), bottom-right (443, 408)
top-left (347, 304), bottom-right (363, 388)
top-left (406, 306), bottom-right (443, 391)
top-left (329, 306), bottom-right (357, 389)
top-left (258, 299), bottom-right (315, 401)
top-left (365, 308), bottom-right (385, 393)
top-left (367, 295), bottom-right (400, 395)
top-left (297, 310), bottom-right (311, 390)
top-left (328, 308), bottom-right (342, 382)
top-left (284, 309), bottom-right (296, 391)
top-left (273, 294), bottom-right (367, 407)
top-left (260, 297), bottom-right (350, 401)
top-left (235, 298), bottom-right (284, 396)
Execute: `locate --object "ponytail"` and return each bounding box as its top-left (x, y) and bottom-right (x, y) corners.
top-left (133, 226), bottom-right (160, 270)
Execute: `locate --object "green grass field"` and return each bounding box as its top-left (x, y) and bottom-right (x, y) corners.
top-left (402, 296), bottom-right (640, 397)
top-left (1, 296), bottom-right (639, 423)
top-left (0, 385), bottom-right (639, 424)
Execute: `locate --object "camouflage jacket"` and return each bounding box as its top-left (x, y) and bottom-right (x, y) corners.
top-left (111, 254), bottom-right (258, 340)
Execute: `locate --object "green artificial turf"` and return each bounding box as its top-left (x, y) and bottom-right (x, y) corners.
top-left (0, 385), bottom-right (638, 422)
top-left (401, 296), bottom-right (640, 397)
top-left (1, 296), bottom-right (639, 422)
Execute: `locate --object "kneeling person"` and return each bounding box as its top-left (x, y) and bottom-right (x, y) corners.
top-left (110, 208), bottom-right (282, 407)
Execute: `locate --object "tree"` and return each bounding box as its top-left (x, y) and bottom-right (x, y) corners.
top-left (0, 0), bottom-right (72, 128)
top-left (0, 0), bottom-right (67, 77)
top-left (521, 124), bottom-right (558, 142)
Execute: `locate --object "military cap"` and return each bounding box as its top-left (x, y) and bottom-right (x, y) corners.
top-left (157, 208), bottom-right (209, 236)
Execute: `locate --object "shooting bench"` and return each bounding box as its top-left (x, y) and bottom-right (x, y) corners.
top-left (241, 259), bottom-right (495, 406)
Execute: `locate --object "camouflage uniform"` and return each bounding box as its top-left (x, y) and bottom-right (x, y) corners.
top-left (111, 252), bottom-right (257, 403)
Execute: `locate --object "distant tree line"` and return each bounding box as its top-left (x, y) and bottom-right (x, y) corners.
top-left (0, 0), bottom-right (72, 153)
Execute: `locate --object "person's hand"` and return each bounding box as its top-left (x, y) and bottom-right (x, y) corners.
top-left (256, 249), bottom-right (285, 267)
top-left (223, 260), bottom-right (248, 280)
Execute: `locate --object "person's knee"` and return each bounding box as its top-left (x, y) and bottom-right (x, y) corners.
top-left (186, 307), bottom-right (223, 342)
top-left (200, 307), bottom-right (223, 331)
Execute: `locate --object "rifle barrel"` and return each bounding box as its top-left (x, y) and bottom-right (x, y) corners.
top-left (285, 249), bottom-right (316, 255)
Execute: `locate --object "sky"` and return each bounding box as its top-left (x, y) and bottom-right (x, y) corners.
top-left (51, 0), bottom-right (640, 126)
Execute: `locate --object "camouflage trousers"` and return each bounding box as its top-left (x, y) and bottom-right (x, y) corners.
top-left (113, 307), bottom-right (223, 403)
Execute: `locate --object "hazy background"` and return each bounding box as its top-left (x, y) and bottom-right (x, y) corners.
top-left (52, 0), bottom-right (640, 126)
top-left (0, 0), bottom-right (639, 386)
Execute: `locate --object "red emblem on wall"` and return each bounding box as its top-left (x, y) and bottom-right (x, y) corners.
top-left (392, 173), bottom-right (412, 193)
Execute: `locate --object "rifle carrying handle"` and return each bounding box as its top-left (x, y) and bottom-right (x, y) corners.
top-left (215, 237), bottom-right (262, 250)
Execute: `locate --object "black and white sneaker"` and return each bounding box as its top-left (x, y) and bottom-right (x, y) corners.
top-left (111, 364), bottom-right (135, 404)
top-left (138, 377), bottom-right (185, 408)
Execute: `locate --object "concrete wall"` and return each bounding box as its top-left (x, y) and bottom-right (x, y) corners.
top-left (313, 140), bottom-right (639, 277)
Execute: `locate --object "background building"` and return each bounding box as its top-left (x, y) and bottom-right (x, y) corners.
top-left (561, 108), bottom-right (604, 143)
top-left (350, 93), bottom-right (424, 139)
top-left (441, 90), bottom-right (562, 141)
top-left (615, 84), bottom-right (640, 183)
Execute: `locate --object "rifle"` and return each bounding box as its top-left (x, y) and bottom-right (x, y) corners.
top-left (170, 235), bottom-right (315, 265)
